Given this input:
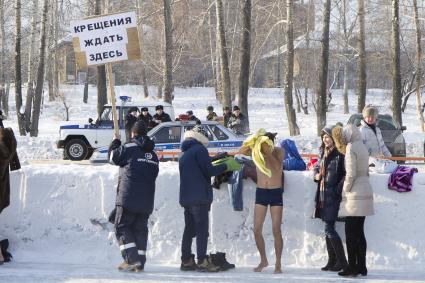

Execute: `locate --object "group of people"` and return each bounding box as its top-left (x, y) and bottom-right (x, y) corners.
top-left (313, 105), bottom-right (390, 277)
top-left (205, 105), bottom-right (249, 135)
top-left (124, 105), bottom-right (172, 142)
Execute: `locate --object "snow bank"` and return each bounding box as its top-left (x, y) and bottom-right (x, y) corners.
top-left (1, 164), bottom-right (425, 271)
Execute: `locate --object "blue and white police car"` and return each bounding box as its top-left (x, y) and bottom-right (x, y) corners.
top-left (56, 96), bottom-right (175, 161)
top-left (90, 120), bottom-right (246, 163)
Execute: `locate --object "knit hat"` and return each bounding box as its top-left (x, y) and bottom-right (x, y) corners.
top-left (321, 126), bottom-right (334, 139)
top-left (331, 125), bottom-right (346, 154)
top-left (131, 120), bottom-right (147, 136)
top-left (184, 125), bottom-right (209, 146)
top-left (186, 110), bottom-right (194, 115)
top-left (362, 106), bottom-right (379, 118)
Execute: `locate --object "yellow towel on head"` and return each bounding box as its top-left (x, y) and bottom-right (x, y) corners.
top-left (242, 129), bottom-right (274, 177)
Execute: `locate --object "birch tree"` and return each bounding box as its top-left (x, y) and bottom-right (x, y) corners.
top-left (15, 0), bottom-right (25, 135)
top-left (413, 0), bottom-right (424, 131)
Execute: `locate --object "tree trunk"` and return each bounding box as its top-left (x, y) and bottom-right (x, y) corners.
top-left (343, 59), bottom-right (349, 114)
top-left (316, 0), bottom-right (331, 136)
top-left (216, 0), bottom-right (231, 108)
top-left (413, 0), bottom-right (425, 131)
top-left (163, 0), bottom-right (173, 104)
top-left (51, 0), bottom-right (59, 101)
top-left (30, 0), bottom-right (48, 137)
top-left (94, 0), bottom-right (107, 118)
top-left (135, 0), bottom-right (149, 98)
top-left (357, 0), bottom-right (366, 113)
top-left (2, 83), bottom-right (9, 115)
top-left (207, 0), bottom-right (218, 97)
top-left (157, 82), bottom-right (163, 99)
top-left (284, 0), bottom-right (300, 136)
top-left (391, 0), bottom-right (402, 126)
top-left (24, 0), bottom-right (39, 132)
top-left (83, 68), bottom-right (89, 103)
top-left (237, 0), bottom-right (251, 132)
top-left (14, 0), bottom-right (25, 135)
top-left (0, 0), bottom-right (6, 115)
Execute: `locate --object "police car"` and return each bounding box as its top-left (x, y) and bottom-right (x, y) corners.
top-left (90, 120), bottom-right (246, 163)
top-left (56, 96), bottom-right (175, 161)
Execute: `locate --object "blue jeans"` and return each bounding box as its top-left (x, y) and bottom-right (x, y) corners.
top-left (181, 204), bottom-right (210, 261)
top-left (324, 221), bottom-right (341, 240)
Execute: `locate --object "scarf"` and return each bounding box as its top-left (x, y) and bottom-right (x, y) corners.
top-left (318, 146), bottom-right (334, 208)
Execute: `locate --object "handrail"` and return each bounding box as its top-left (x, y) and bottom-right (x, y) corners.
top-left (156, 150), bottom-right (425, 162)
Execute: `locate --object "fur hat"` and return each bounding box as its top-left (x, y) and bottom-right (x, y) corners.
top-left (233, 105), bottom-right (240, 111)
top-left (141, 107), bottom-right (148, 112)
top-left (155, 105), bottom-right (164, 111)
top-left (331, 125), bottom-right (346, 155)
top-left (207, 106), bottom-right (214, 111)
top-left (128, 106), bottom-right (139, 114)
top-left (362, 106), bottom-right (379, 118)
top-left (184, 125), bottom-right (209, 146)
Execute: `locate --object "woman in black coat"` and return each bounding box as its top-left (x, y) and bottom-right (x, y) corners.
top-left (313, 126), bottom-right (347, 272)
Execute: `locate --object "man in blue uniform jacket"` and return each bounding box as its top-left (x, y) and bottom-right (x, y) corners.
top-left (108, 121), bottom-right (159, 272)
top-left (179, 124), bottom-right (240, 272)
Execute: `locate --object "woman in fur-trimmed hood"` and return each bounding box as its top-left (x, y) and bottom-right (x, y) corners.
top-left (331, 124), bottom-right (374, 277)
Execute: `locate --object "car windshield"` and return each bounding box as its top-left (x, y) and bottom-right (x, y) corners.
top-left (377, 115), bottom-right (398, 130)
top-left (184, 125), bottom-right (214, 141)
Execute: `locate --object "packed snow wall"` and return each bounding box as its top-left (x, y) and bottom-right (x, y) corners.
top-left (1, 163), bottom-right (424, 270)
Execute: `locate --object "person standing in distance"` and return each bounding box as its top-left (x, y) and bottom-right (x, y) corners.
top-left (359, 106), bottom-right (391, 158)
top-left (222, 107), bottom-right (232, 128)
top-left (108, 121), bottom-right (159, 272)
top-left (206, 106), bottom-right (218, 121)
top-left (124, 107), bottom-right (139, 143)
top-left (152, 105), bottom-right (172, 128)
top-left (228, 106), bottom-right (249, 135)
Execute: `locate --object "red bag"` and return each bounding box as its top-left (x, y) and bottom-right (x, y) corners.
top-left (307, 158), bottom-right (318, 171)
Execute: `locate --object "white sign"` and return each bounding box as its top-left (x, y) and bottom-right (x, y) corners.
top-left (70, 11), bottom-right (141, 68)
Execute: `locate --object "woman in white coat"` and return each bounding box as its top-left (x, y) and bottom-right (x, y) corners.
top-left (332, 124), bottom-right (374, 277)
top-left (359, 106), bottom-right (391, 158)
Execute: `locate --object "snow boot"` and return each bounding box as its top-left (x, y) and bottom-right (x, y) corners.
top-left (321, 237), bottom-right (336, 271)
top-left (329, 238), bottom-right (348, 272)
top-left (197, 256), bottom-right (220, 272)
top-left (139, 255), bottom-right (146, 271)
top-left (180, 254), bottom-right (197, 271)
top-left (117, 261), bottom-right (143, 272)
top-left (210, 252), bottom-right (235, 271)
top-left (338, 266), bottom-right (359, 277)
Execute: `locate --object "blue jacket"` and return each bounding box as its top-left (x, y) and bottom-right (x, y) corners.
top-left (179, 138), bottom-right (227, 207)
top-left (108, 136), bottom-right (159, 214)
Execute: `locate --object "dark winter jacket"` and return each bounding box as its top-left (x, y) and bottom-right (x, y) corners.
top-left (124, 114), bottom-right (138, 133)
top-left (223, 113), bottom-right (232, 128)
top-left (314, 148), bottom-right (345, 222)
top-left (138, 113), bottom-right (154, 130)
top-left (108, 136), bottom-right (159, 214)
top-left (0, 133), bottom-right (20, 214)
top-left (152, 112), bottom-right (172, 127)
top-left (228, 113), bottom-right (249, 135)
top-left (179, 138), bottom-right (227, 207)
top-left (206, 112), bottom-right (218, 121)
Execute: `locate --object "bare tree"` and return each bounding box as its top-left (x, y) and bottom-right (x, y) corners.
top-left (216, 0), bottom-right (231, 108)
top-left (413, 0), bottom-right (425, 131)
top-left (316, 0), bottom-right (331, 135)
top-left (24, 0), bottom-right (39, 132)
top-left (357, 0), bottom-right (366, 113)
top-left (15, 0), bottom-right (25, 135)
top-left (163, 0), bottom-right (173, 104)
top-left (0, 0), bottom-right (6, 115)
top-left (284, 0), bottom-right (300, 136)
top-left (95, 0), bottom-right (107, 118)
top-left (30, 0), bottom-right (48, 137)
top-left (237, 0), bottom-right (251, 131)
top-left (391, 0), bottom-right (402, 126)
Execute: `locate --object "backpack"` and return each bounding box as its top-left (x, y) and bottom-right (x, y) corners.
top-left (279, 139), bottom-right (306, 171)
top-left (388, 166), bottom-right (418, 193)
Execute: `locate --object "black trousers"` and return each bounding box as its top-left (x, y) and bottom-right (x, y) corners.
top-left (181, 204), bottom-right (209, 262)
top-left (345, 216), bottom-right (367, 269)
top-left (115, 206), bottom-right (149, 265)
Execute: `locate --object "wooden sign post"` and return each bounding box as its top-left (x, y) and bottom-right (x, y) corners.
top-left (70, 11), bottom-right (141, 137)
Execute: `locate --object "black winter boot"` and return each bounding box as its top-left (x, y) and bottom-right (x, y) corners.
top-left (139, 255), bottom-right (146, 271)
top-left (338, 266), bottom-right (359, 277)
top-left (180, 254), bottom-right (197, 271)
top-left (321, 237), bottom-right (336, 271)
top-left (329, 238), bottom-right (348, 272)
top-left (210, 252), bottom-right (235, 271)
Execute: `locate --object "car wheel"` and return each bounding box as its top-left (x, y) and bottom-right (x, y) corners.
top-left (65, 139), bottom-right (88, 161)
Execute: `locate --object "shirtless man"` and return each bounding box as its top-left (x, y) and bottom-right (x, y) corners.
top-left (239, 132), bottom-right (284, 274)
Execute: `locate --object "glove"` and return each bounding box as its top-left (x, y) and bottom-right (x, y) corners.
top-left (224, 157), bottom-right (242, 172)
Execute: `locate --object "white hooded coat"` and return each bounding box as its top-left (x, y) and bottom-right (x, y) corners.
top-left (359, 120), bottom-right (391, 158)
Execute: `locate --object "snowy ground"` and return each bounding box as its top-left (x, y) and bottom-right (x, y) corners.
top-left (1, 85), bottom-right (425, 282)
